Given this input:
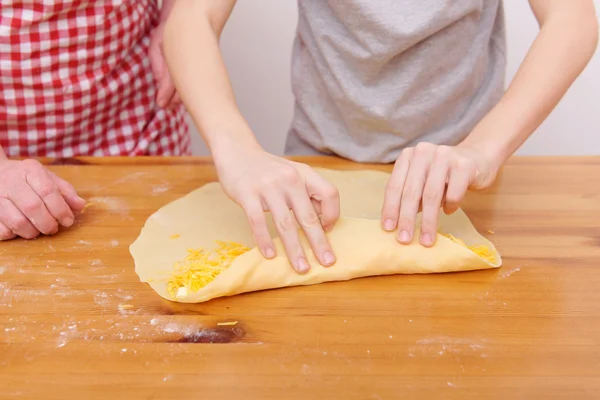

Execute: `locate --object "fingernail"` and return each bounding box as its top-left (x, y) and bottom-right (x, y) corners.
top-left (63, 216), bottom-right (74, 226)
top-left (76, 196), bottom-right (85, 203)
top-left (383, 219), bottom-right (395, 231)
top-left (323, 251), bottom-right (335, 265)
top-left (296, 257), bottom-right (310, 273)
top-left (264, 247), bottom-right (275, 258)
top-left (421, 233), bottom-right (433, 246)
top-left (399, 230), bottom-right (411, 243)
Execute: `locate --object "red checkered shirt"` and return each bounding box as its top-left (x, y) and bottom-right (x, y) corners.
top-left (0, 0), bottom-right (190, 157)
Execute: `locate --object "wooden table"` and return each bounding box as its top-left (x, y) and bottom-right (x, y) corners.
top-left (1, 156), bottom-right (599, 399)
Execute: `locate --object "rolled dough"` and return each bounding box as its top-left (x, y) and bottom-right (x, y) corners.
top-left (130, 168), bottom-right (502, 303)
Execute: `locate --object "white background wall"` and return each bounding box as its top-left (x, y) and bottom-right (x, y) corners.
top-left (188, 1), bottom-right (600, 157)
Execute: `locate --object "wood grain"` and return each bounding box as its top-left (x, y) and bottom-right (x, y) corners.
top-left (1, 156), bottom-right (599, 399)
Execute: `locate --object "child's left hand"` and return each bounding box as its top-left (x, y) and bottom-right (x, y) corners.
top-left (380, 142), bottom-right (500, 247)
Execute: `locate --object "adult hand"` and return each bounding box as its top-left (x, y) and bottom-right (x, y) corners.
top-left (149, 21), bottom-right (181, 109)
top-left (381, 142), bottom-right (499, 247)
top-left (0, 159), bottom-right (86, 241)
top-left (215, 147), bottom-right (340, 274)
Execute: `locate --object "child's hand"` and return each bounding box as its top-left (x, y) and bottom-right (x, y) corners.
top-left (215, 147), bottom-right (340, 273)
top-left (380, 142), bottom-right (499, 247)
top-left (0, 159), bottom-right (86, 240)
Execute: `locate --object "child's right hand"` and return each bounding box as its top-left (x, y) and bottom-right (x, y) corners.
top-left (0, 158), bottom-right (86, 240)
top-left (214, 146), bottom-right (340, 274)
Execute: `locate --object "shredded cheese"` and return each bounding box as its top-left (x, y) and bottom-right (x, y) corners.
top-left (217, 321), bottom-right (239, 326)
top-left (166, 241), bottom-right (250, 300)
top-left (442, 233), bottom-right (496, 264)
top-left (80, 202), bottom-right (94, 214)
top-left (169, 234), bottom-right (181, 240)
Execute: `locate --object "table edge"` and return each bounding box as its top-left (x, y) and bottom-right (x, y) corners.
top-left (15, 155), bottom-right (600, 167)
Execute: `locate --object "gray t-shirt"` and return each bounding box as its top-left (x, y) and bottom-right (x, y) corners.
top-left (285, 0), bottom-right (506, 163)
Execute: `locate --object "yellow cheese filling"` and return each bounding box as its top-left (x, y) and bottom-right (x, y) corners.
top-left (166, 233), bottom-right (496, 300)
top-left (166, 241), bottom-right (251, 300)
top-left (442, 233), bottom-right (496, 264)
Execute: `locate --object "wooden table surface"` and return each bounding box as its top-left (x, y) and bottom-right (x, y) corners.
top-left (1, 156), bottom-right (599, 399)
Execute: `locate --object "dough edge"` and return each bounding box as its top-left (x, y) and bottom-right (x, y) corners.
top-left (130, 168), bottom-right (502, 303)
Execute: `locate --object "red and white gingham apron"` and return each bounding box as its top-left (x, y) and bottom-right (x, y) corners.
top-left (0, 0), bottom-right (190, 157)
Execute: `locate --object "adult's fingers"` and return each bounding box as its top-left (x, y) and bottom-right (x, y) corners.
top-left (0, 220), bottom-right (17, 241)
top-left (156, 61), bottom-right (176, 108)
top-left (0, 197), bottom-right (39, 239)
top-left (286, 182), bottom-right (336, 267)
top-left (7, 179), bottom-right (57, 235)
top-left (381, 148), bottom-right (412, 232)
top-left (397, 143), bottom-right (436, 244)
top-left (27, 169), bottom-right (74, 226)
top-left (149, 34), bottom-right (164, 83)
top-left (50, 172), bottom-right (86, 213)
top-left (242, 198), bottom-right (275, 259)
top-left (264, 193), bottom-right (310, 274)
top-left (420, 148), bottom-right (451, 246)
top-left (148, 36), bottom-right (175, 108)
top-left (167, 91), bottom-right (181, 109)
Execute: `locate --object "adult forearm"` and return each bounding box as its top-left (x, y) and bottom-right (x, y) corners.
top-left (461, 9), bottom-right (599, 168)
top-left (162, 1), bottom-right (260, 158)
